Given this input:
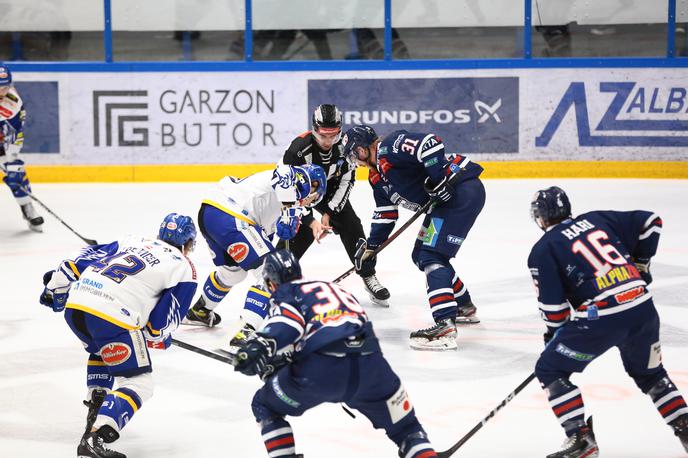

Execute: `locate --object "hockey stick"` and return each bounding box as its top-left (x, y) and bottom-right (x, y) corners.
top-left (332, 170), bottom-right (463, 284)
top-left (171, 338), bottom-right (238, 365)
top-left (436, 372), bottom-right (536, 458)
top-left (21, 187), bottom-right (99, 245)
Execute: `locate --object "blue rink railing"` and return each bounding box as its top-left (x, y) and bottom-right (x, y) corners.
top-left (7, 0), bottom-right (688, 72)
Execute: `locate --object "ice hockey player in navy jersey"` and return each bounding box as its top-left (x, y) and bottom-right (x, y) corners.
top-left (528, 186), bottom-right (688, 458)
top-left (40, 213), bottom-right (198, 458)
top-left (233, 249), bottom-right (438, 458)
top-left (342, 125), bottom-right (485, 350)
top-left (0, 64), bottom-right (44, 231)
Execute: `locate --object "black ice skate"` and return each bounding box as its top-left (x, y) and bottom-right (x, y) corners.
top-left (83, 389), bottom-right (107, 434)
top-left (185, 297), bottom-right (221, 327)
top-left (229, 322), bottom-right (255, 349)
top-left (20, 203), bottom-right (43, 232)
top-left (456, 302), bottom-right (480, 324)
top-left (77, 425), bottom-right (125, 458)
top-left (362, 274), bottom-right (390, 307)
top-left (409, 318), bottom-right (457, 351)
top-left (546, 417), bottom-right (599, 458)
top-left (671, 415), bottom-right (688, 453)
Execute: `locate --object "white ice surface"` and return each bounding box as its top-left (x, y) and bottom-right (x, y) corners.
top-left (1, 179), bottom-right (687, 458)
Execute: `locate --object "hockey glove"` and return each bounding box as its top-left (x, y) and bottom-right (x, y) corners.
top-left (543, 330), bottom-right (555, 345)
top-left (633, 257), bottom-right (653, 285)
top-left (423, 175), bottom-right (454, 204)
top-left (275, 207), bottom-right (303, 241)
top-left (39, 270), bottom-right (69, 312)
top-left (146, 335), bottom-right (172, 350)
top-left (354, 238), bottom-right (377, 271)
top-left (234, 336), bottom-right (274, 378)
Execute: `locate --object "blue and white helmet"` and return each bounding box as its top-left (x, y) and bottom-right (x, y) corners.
top-left (158, 213), bottom-right (197, 250)
top-left (0, 65), bottom-right (12, 87)
top-left (271, 164), bottom-right (327, 207)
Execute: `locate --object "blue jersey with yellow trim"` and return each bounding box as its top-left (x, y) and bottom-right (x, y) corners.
top-left (367, 130), bottom-right (483, 246)
top-left (258, 279), bottom-right (369, 357)
top-left (48, 235), bottom-right (197, 335)
top-left (528, 210), bottom-right (661, 333)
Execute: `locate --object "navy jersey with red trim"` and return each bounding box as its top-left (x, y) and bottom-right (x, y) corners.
top-left (257, 279), bottom-right (369, 356)
top-left (528, 210), bottom-right (662, 333)
top-left (366, 130), bottom-right (483, 246)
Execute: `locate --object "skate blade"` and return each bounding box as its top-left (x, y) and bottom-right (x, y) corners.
top-left (368, 295), bottom-right (390, 308)
top-left (28, 224), bottom-right (43, 233)
top-left (455, 315), bottom-right (480, 325)
top-left (181, 319), bottom-right (215, 328)
top-left (409, 337), bottom-right (458, 351)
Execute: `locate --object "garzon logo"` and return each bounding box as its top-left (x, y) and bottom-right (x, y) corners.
top-left (537, 82), bottom-right (688, 147)
top-left (93, 90), bottom-right (149, 147)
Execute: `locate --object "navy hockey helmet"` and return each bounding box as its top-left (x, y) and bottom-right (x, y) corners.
top-left (0, 65), bottom-right (12, 86)
top-left (342, 124), bottom-right (377, 161)
top-left (530, 186), bottom-right (572, 230)
top-left (294, 163), bottom-right (327, 207)
top-left (158, 213), bottom-right (197, 250)
top-left (262, 249), bottom-right (302, 289)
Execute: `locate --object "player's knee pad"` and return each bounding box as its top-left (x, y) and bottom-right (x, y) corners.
top-left (646, 375), bottom-right (675, 397)
top-left (535, 356), bottom-right (572, 387)
top-left (412, 249), bottom-right (449, 272)
top-left (251, 390), bottom-right (280, 423)
top-left (214, 265), bottom-right (248, 288)
top-left (115, 372), bottom-right (154, 404)
top-left (243, 285), bottom-right (271, 328)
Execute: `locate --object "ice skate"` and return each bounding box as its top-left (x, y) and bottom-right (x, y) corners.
top-left (20, 203), bottom-right (43, 232)
top-left (546, 417), bottom-right (599, 458)
top-left (456, 302), bottom-right (480, 324)
top-left (77, 426), bottom-right (125, 458)
top-left (83, 388), bottom-right (107, 434)
top-left (362, 274), bottom-right (390, 307)
top-left (229, 321), bottom-right (255, 350)
top-left (671, 415), bottom-right (688, 453)
top-left (185, 296), bottom-right (221, 327)
top-left (409, 318), bottom-right (457, 351)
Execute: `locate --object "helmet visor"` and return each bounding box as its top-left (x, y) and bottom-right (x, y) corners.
top-left (313, 126), bottom-right (342, 148)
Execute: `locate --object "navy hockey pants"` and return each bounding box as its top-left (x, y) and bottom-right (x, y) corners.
top-left (251, 351), bottom-right (427, 447)
top-left (536, 299), bottom-right (667, 393)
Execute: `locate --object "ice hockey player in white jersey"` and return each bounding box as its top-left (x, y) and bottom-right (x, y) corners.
top-left (0, 64), bottom-right (43, 231)
top-left (185, 163), bottom-right (327, 347)
top-left (39, 213), bottom-right (198, 458)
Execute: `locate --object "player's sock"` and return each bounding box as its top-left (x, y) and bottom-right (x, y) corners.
top-left (95, 388), bottom-right (142, 434)
top-left (186, 272), bottom-right (229, 326)
top-left (452, 275), bottom-right (479, 324)
top-left (424, 264), bottom-right (457, 323)
top-left (398, 431), bottom-right (438, 458)
top-left (546, 417), bottom-right (599, 458)
top-left (648, 377), bottom-right (688, 426)
top-left (20, 202), bottom-right (43, 232)
top-left (546, 379), bottom-right (586, 436)
top-left (260, 417), bottom-right (298, 458)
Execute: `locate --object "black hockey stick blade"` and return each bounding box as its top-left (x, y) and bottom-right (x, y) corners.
top-left (437, 372), bottom-right (536, 458)
top-left (23, 187), bottom-right (98, 245)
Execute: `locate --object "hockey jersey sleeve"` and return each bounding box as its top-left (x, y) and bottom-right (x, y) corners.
top-left (597, 210), bottom-right (662, 261)
top-left (528, 241), bottom-right (570, 333)
top-left (1, 91), bottom-right (25, 156)
top-left (367, 170), bottom-right (398, 247)
top-left (145, 260), bottom-right (197, 340)
top-left (46, 241), bottom-right (121, 291)
top-left (256, 285), bottom-right (306, 353)
top-left (316, 162), bottom-right (354, 215)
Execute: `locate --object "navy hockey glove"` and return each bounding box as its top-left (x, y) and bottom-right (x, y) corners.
top-left (633, 257), bottom-right (653, 285)
top-left (354, 238), bottom-right (377, 271)
top-left (423, 175), bottom-right (454, 204)
top-left (543, 330), bottom-right (554, 345)
top-left (276, 207), bottom-right (303, 240)
top-left (234, 337), bottom-right (272, 377)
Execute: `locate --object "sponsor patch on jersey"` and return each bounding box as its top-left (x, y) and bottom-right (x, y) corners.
top-left (386, 383), bottom-right (413, 424)
top-left (555, 343), bottom-right (595, 362)
top-left (100, 342), bottom-right (132, 365)
top-left (228, 242), bottom-right (249, 263)
top-left (614, 286), bottom-right (645, 304)
top-left (271, 377), bottom-right (301, 408)
top-left (418, 217), bottom-right (444, 247)
top-left (447, 235), bottom-right (464, 245)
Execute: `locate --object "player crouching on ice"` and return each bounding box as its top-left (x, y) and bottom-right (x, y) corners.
top-left (185, 164), bottom-right (327, 348)
top-left (528, 187), bottom-right (688, 458)
top-left (343, 125), bottom-right (485, 351)
top-left (40, 213), bottom-right (198, 458)
top-left (233, 249), bottom-right (439, 458)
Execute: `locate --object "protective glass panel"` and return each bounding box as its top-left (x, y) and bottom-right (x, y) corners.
top-left (111, 0), bottom-right (245, 61)
top-left (532, 0), bottom-right (668, 57)
top-left (392, 0), bottom-right (524, 59)
top-left (0, 0), bottom-right (104, 61)
top-left (251, 0), bottom-right (384, 60)
top-left (677, 0), bottom-right (688, 57)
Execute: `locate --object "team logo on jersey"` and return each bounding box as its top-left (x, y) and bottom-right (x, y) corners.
top-left (100, 342), bottom-right (132, 365)
top-left (228, 242), bottom-right (249, 263)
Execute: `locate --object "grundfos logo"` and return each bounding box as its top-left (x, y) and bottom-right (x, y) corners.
top-left (344, 99), bottom-right (502, 126)
top-left (537, 82), bottom-right (688, 147)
